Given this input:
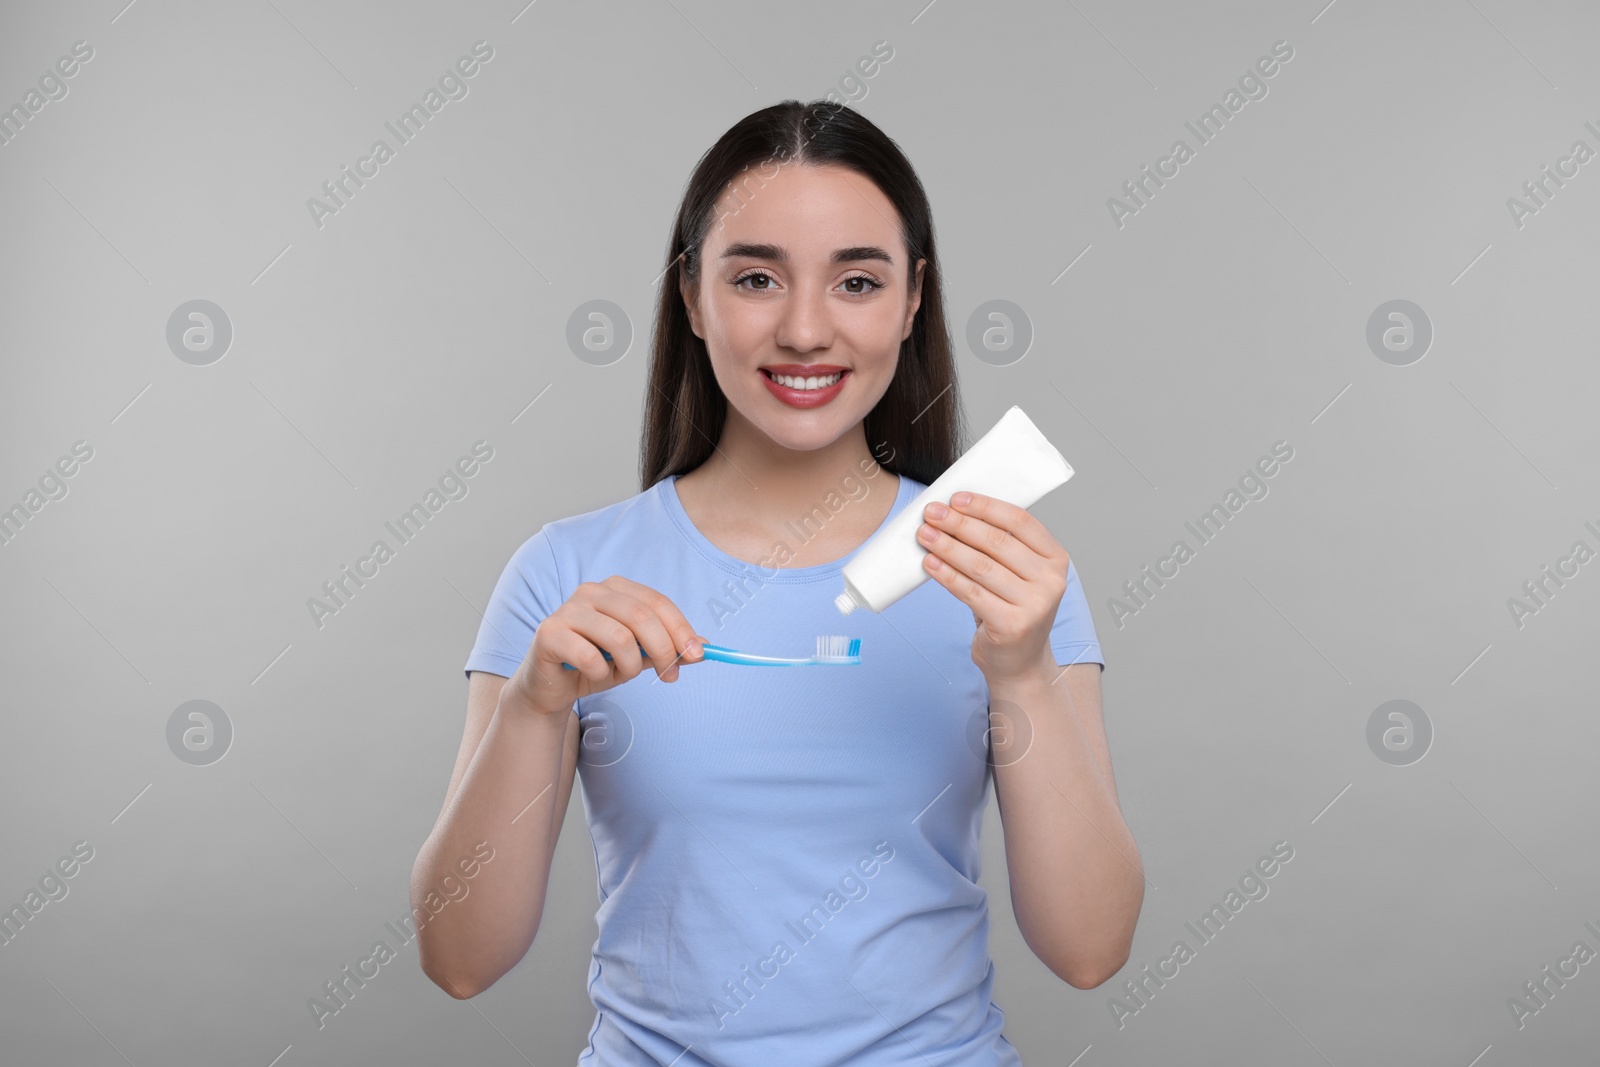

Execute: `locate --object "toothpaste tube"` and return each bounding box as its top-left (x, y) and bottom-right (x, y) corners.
top-left (835, 406), bottom-right (1075, 615)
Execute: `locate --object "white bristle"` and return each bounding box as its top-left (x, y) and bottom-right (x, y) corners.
top-left (816, 635), bottom-right (856, 659)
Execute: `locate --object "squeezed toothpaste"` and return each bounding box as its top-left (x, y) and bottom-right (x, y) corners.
top-left (835, 406), bottom-right (1075, 615)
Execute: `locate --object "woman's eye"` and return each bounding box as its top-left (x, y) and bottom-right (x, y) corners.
top-left (841, 275), bottom-right (883, 295)
top-left (732, 272), bottom-right (884, 295)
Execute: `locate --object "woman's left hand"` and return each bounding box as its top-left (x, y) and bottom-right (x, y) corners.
top-left (917, 490), bottom-right (1069, 682)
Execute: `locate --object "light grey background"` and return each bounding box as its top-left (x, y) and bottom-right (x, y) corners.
top-left (3, 0), bottom-right (1597, 1064)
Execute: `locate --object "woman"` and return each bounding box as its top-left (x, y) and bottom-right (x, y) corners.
top-left (412, 99), bottom-right (1143, 1064)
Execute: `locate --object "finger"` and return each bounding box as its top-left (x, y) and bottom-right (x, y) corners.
top-left (569, 600), bottom-right (650, 681)
top-left (918, 513), bottom-right (1028, 604)
top-left (945, 492), bottom-right (1064, 563)
top-left (923, 503), bottom-right (1036, 588)
top-left (602, 577), bottom-right (705, 678)
top-left (617, 577), bottom-right (706, 668)
top-left (541, 617), bottom-right (613, 685)
top-left (928, 498), bottom-right (1050, 582)
top-left (921, 535), bottom-right (1011, 619)
top-left (591, 583), bottom-right (685, 680)
top-left (604, 591), bottom-right (684, 680)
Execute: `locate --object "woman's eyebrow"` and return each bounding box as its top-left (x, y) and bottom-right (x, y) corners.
top-left (719, 242), bottom-right (895, 266)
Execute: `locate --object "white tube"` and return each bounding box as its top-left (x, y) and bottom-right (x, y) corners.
top-left (835, 406), bottom-right (1075, 615)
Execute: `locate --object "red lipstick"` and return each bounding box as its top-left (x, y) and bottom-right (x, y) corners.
top-left (758, 365), bottom-right (850, 409)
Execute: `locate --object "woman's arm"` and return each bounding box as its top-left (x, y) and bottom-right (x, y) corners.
top-left (908, 489), bottom-right (1144, 987)
top-left (410, 670), bottom-right (582, 998)
top-left (988, 657), bottom-right (1144, 989)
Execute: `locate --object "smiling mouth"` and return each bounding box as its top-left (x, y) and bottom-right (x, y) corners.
top-left (759, 368), bottom-right (850, 390)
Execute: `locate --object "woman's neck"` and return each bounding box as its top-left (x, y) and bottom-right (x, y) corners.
top-left (672, 424), bottom-right (900, 568)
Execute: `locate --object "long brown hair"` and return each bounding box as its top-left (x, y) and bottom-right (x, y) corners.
top-left (639, 99), bottom-right (964, 492)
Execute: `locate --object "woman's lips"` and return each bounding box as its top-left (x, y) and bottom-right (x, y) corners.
top-left (759, 368), bottom-right (849, 408)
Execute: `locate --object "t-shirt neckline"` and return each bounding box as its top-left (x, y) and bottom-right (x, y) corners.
top-left (660, 470), bottom-right (912, 582)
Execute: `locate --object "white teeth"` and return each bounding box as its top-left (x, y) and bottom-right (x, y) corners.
top-left (768, 371), bottom-right (843, 390)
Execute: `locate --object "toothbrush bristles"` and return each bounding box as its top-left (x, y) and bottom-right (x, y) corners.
top-left (816, 635), bottom-right (861, 660)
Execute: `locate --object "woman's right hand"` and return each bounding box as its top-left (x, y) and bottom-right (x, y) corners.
top-left (503, 575), bottom-right (706, 717)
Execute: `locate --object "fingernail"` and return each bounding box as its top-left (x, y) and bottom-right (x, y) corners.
top-left (925, 502), bottom-right (948, 519)
top-left (951, 492), bottom-right (972, 507)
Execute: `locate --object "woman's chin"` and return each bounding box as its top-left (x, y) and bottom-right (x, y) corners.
top-left (749, 416), bottom-right (859, 454)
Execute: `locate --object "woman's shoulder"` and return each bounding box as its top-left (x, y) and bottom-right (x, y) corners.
top-left (490, 481), bottom-right (667, 600)
top-left (521, 479), bottom-right (669, 556)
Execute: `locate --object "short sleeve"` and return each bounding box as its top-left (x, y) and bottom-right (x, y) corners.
top-left (1049, 558), bottom-right (1104, 669)
top-left (463, 527), bottom-right (565, 680)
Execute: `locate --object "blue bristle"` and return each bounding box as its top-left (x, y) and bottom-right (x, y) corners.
top-left (815, 635), bottom-right (859, 660)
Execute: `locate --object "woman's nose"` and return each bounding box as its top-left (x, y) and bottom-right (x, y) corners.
top-left (774, 286), bottom-right (831, 350)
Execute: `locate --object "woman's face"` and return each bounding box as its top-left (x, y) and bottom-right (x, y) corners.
top-left (683, 162), bottom-right (925, 455)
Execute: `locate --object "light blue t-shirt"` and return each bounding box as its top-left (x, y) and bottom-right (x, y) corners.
top-left (464, 467), bottom-right (1104, 1065)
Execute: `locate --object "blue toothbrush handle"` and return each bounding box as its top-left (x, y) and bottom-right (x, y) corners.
top-left (559, 640), bottom-right (856, 669)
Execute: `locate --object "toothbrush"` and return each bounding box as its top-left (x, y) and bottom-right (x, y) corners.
top-left (560, 635), bottom-right (861, 670)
